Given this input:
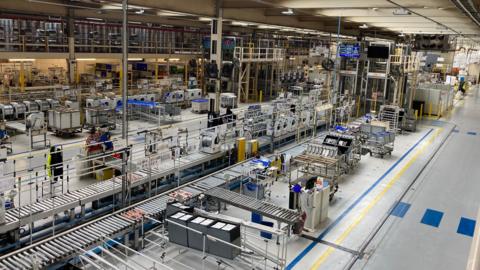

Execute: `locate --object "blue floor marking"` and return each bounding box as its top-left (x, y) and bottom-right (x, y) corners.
top-left (421, 209), bottom-right (444, 228)
top-left (285, 128), bottom-right (434, 269)
top-left (467, 131), bottom-right (477, 135)
top-left (390, 202), bottom-right (411, 218)
top-left (457, 217), bottom-right (476, 237)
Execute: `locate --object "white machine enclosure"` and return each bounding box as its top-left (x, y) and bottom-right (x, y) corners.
top-left (65, 100), bottom-right (80, 110)
top-left (85, 98), bottom-right (100, 108)
top-left (46, 99), bottom-right (60, 110)
top-left (200, 126), bottom-right (224, 154)
top-left (26, 112), bottom-right (46, 133)
top-left (185, 88), bottom-right (202, 101)
top-left (99, 98), bottom-right (114, 109)
top-left (220, 93), bottom-right (237, 108)
top-left (145, 94), bottom-right (156, 102)
top-left (164, 90), bottom-right (185, 103)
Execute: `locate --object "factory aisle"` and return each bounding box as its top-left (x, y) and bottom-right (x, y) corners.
top-left (352, 87), bottom-right (480, 270)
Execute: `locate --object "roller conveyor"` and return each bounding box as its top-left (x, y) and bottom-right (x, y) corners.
top-left (205, 187), bottom-right (301, 225)
top-left (0, 131), bottom-right (312, 269)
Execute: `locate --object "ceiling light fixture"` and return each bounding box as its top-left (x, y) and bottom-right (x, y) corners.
top-left (231, 21), bottom-right (249, 26)
top-left (282, 8), bottom-right (294, 15)
top-left (359, 24), bottom-right (369, 29)
top-left (199, 17), bottom-right (212, 22)
top-left (157, 10), bottom-right (189, 16)
top-left (9, 59), bottom-right (35, 62)
top-left (392, 8), bottom-right (411, 15)
top-left (135, 9), bottom-right (144, 14)
top-left (372, 7), bottom-right (379, 11)
top-left (76, 58), bottom-right (96, 61)
top-left (86, 17), bottom-right (103, 21)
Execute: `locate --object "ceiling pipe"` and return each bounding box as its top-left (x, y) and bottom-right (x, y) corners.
top-left (452, 0), bottom-right (480, 28)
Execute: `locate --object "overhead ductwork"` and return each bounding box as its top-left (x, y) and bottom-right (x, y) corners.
top-left (451, 0), bottom-right (480, 29)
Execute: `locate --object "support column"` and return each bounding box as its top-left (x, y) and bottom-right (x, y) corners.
top-left (121, 0), bottom-right (128, 142)
top-left (67, 8), bottom-right (76, 85)
top-left (210, 0), bottom-right (223, 113)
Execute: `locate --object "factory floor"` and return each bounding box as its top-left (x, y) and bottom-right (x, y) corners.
top-left (111, 92), bottom-right (477, 270)
top-left (286, 89), bottom-right (478, 270)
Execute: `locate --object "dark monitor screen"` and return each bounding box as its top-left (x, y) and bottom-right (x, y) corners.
top-left (339, 43), bottom-right (360, 58)
top-left (367, 45), bottom-right (389, 59)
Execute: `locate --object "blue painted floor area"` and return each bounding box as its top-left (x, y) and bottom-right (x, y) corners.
top-left (457, 217), bottom-right (476, 237)
top-left (420, 209), bottom-right (444, 228)
top-left (352, 87), bottom-right (480, 270)
top-left (390, 202), bottom-right (411, 218)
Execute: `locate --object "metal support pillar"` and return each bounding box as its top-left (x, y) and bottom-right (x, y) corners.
top-left (67, 8), bottom-right (76, 85)
top-left (121, 0), bottom-right (128, 142)
top-left (210, 0), bottom-right (223, 113)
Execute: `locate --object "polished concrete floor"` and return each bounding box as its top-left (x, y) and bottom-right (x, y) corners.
top-left (350, 89), bottom-right (480, 270)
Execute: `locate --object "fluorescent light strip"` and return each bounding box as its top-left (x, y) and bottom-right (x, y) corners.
top-left (9, 59), bottom-right (35, 62)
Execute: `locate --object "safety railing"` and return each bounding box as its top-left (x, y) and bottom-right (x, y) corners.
top-left (234, 47), bottom-right (285, 62)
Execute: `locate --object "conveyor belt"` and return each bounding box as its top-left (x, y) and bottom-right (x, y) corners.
top-left (0, 150), bottom-right (224, 235)
top-left (0, 131), bottom-right (312, 269)
top-left (205, 187), bottom-right (301, 225)
top-left (0, 214), bottom-right (136, 269)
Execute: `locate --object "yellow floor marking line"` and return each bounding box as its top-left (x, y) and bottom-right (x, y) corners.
top-left (310, 127), bottom-right (443, 270)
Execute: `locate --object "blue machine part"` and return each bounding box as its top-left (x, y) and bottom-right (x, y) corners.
top-left (335, 125), bottom-right (349, 132)
top-left (192, 99), bottom-right (208, 103)
top-left (251, 157), bottom-right (271, 167)
top-left (0, 130), bottom-right (7, 139)
top-left (292, 183), bottom-right (302, 193)
top-left (116, 100), bottom-right (158, 110)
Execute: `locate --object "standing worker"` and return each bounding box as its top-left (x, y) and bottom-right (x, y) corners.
top-left (47, 146), bottom-right (63, 183)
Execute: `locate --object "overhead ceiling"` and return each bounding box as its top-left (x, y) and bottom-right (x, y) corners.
top-left (1, 0), bottom-right (480, 42)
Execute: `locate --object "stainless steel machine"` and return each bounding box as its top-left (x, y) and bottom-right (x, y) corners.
top-left (10, 102), bottom-right (26, 119)
top-left (293, 132), bottom-right (361, 198)
top-left (200, 126), bottom-right (222, 154)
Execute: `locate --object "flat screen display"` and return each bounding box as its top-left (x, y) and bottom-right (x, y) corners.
top-left (339, 43), bottom-right (360, 58)
top-left (367, 45), bottom-right (389, 59)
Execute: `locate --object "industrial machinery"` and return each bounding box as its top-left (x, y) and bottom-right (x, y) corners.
top-left (184, 88), bottom-right (202, 101)
top-left (65, 100), bottom-right (80, 110)
top-left (35, 100), bottom-right (50, 112)
top-left (0, 104), bottom-right (13, 120)
top-left (85, 98), bottom-right (101, 108)
top-left (293, 132), bottom-right (361, 198)
top-left (10, 102), bottom-right (26, 119)
top-left (48, 108), bottom-right (82, 135)
top-left (164, 90), bottom-right (185, 103)
top-left (220, 93), bottom-right (237, 108)
top-left (46, 99), bottom-right (60, 110)
top-left (200, 126), bottom-right (222, 154)
top-left (26, 112), bottom-right (48, 148)
top-left (360, 122), bottom-right (395, 158)
top-left (23, 101), bottom-right (40, 113)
